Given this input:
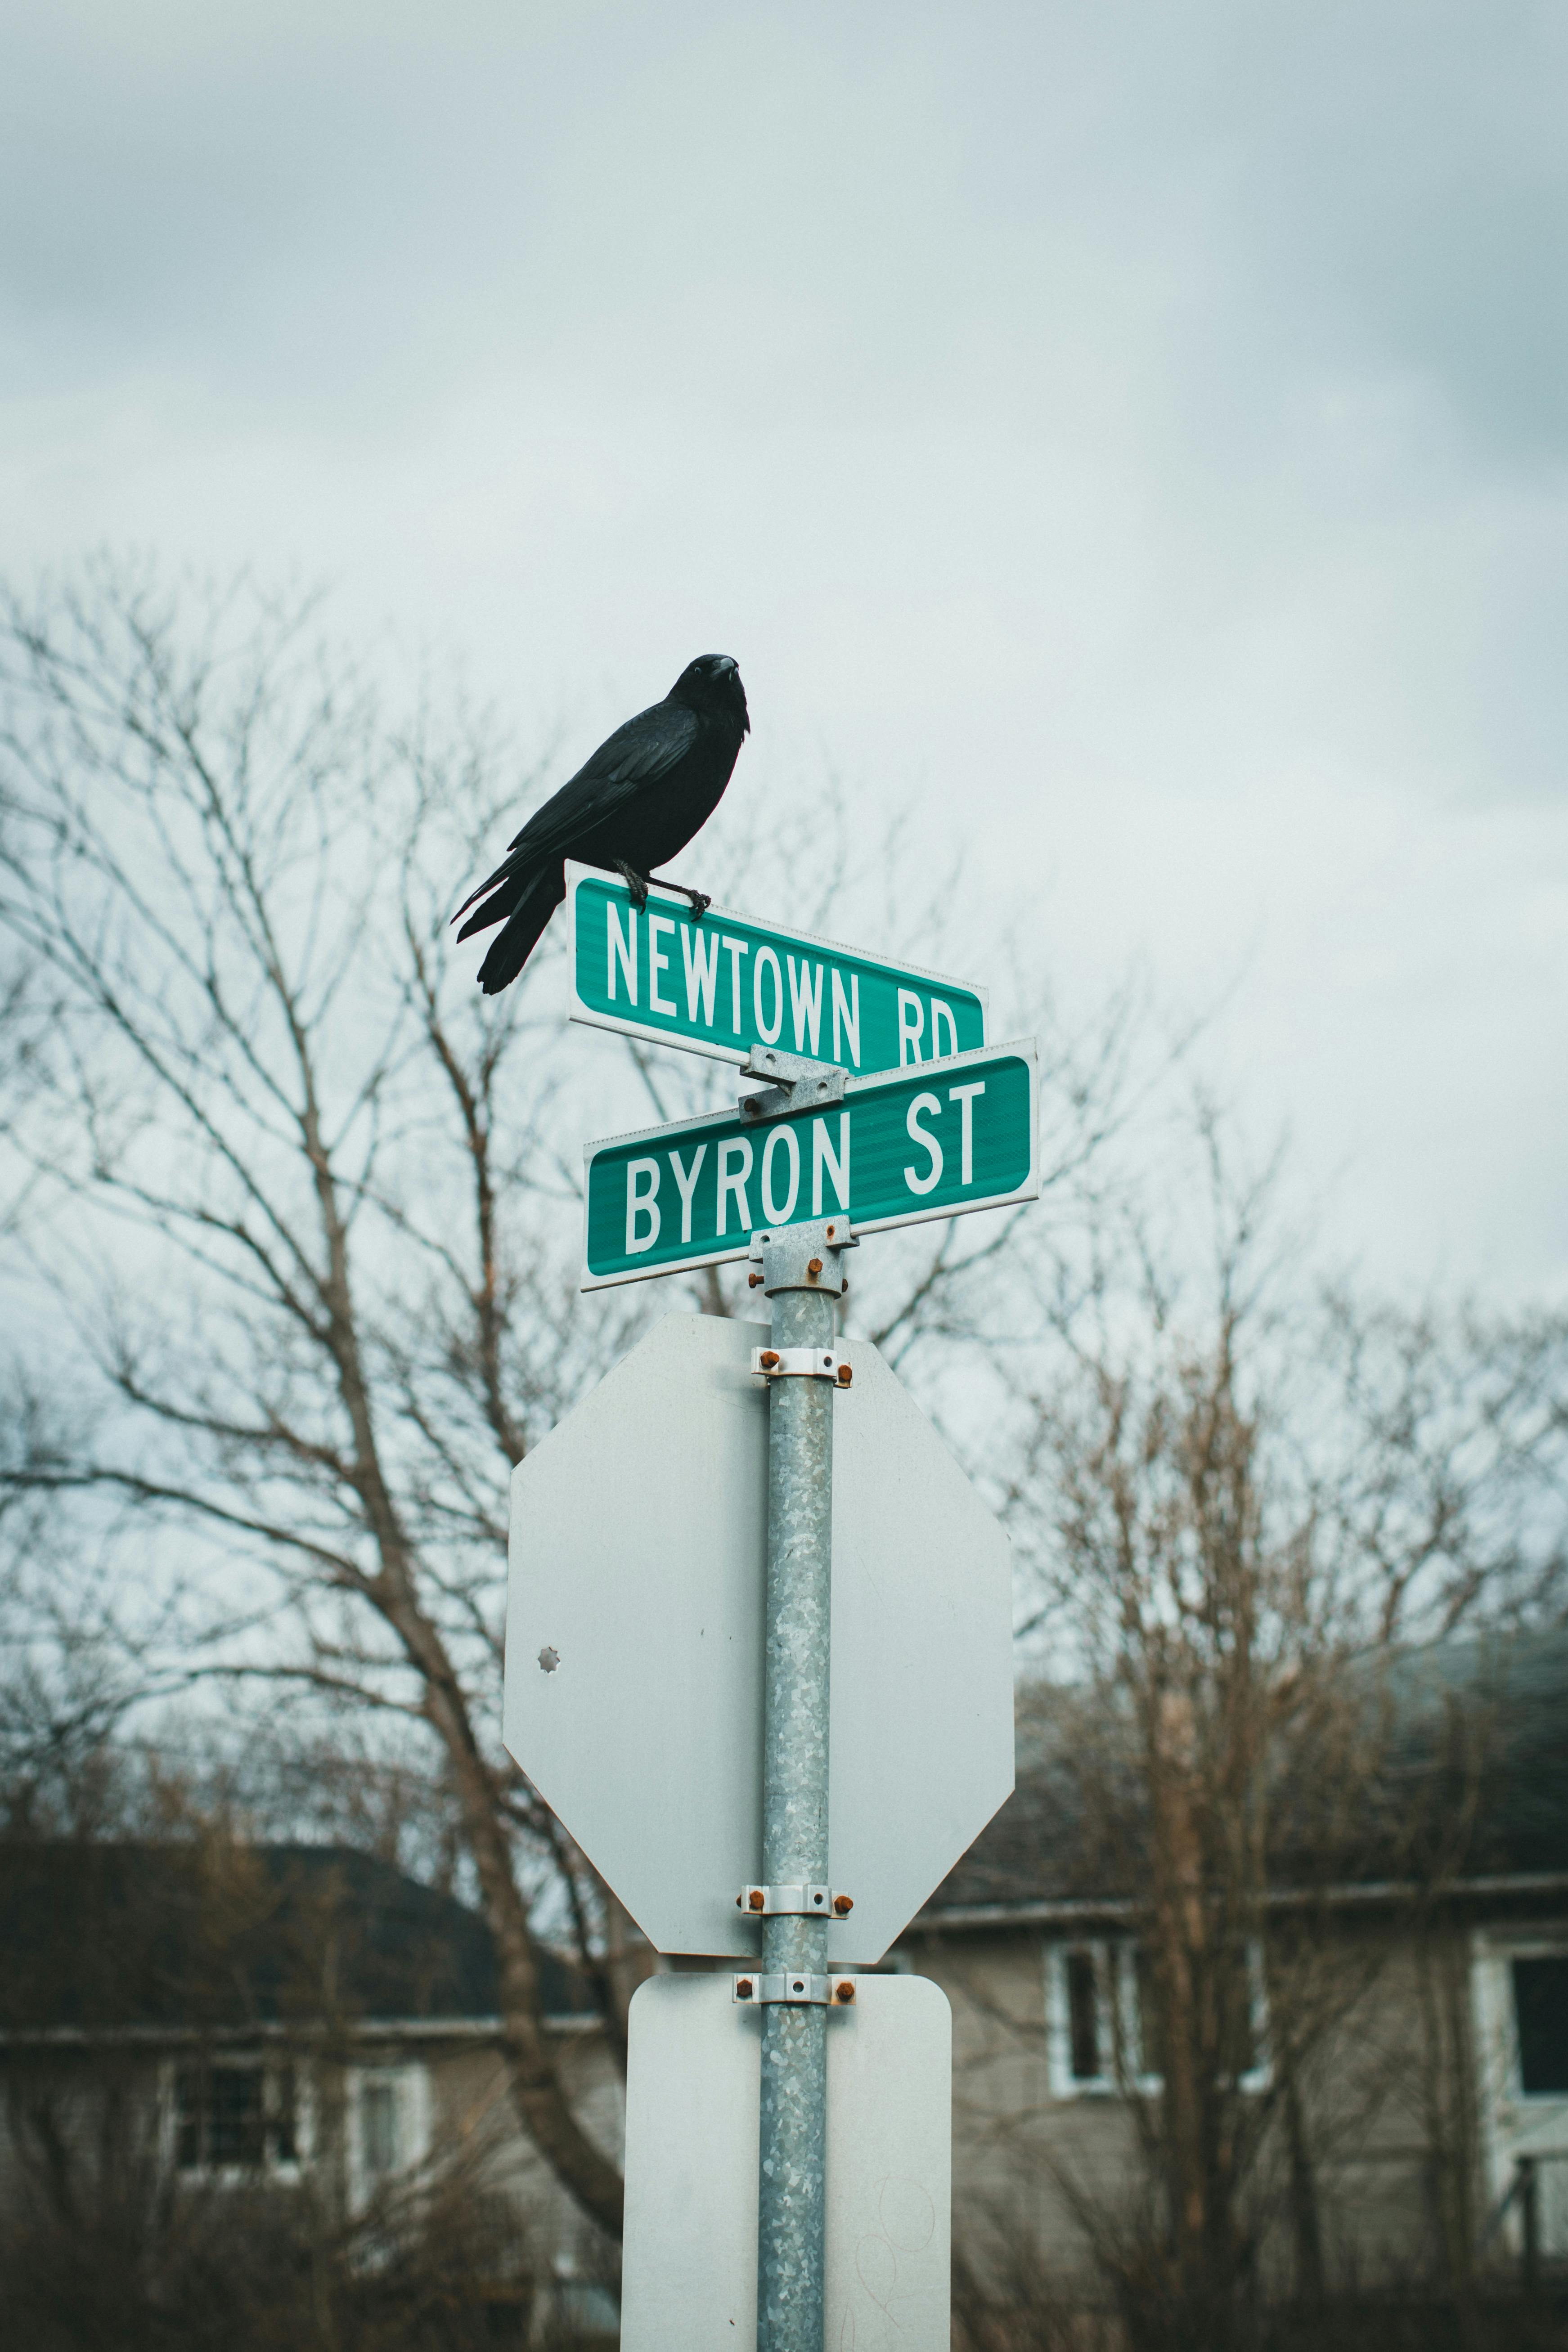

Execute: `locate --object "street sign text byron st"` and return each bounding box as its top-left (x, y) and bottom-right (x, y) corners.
top-left (581, 1037), bottom-right (1038, 1288)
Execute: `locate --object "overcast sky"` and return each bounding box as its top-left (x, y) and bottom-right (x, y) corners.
top-left (5, 0), bottom-right (1566, 1303)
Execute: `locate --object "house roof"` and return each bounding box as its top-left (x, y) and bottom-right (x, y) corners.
top-left (9, 1639), bottom-right (1562, 2011)
top-left (919, 1631), bottom-right (1568, 1926)
top-left (0, 1841), bottom-right (592, 2036)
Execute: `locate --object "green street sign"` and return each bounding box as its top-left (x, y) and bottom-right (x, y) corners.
top-left (581, 1039), bottom-right (1038, 1289)
top-left (564, 861), bottom-right (986, 1075)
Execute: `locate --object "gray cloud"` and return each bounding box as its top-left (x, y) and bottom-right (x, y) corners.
top-left (3, 0), bottom-right (1565, 1296)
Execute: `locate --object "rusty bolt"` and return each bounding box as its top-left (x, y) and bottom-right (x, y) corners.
top-left (748, 1270), bottom-right (764, 1288)
top-left (737, 1978), bottom-right (754, 1999)
top-left (840, 1277), bottom-right (849, 1295)
top-left (748, 1888), bottom-right (766, 1911)
top-left (807, 1256), bottom-right (823, 1277)
top-left (826, 1223), bottom-right (836, 1239)
top-left (759, 1350), bottom-right (780, 1371)
top-left (835, 1980), bottom-right (856, 2003)
top-left (836, 1364), bottom-right (853, 1388)
top-left (832, 1893), bottom-right (854, 1916)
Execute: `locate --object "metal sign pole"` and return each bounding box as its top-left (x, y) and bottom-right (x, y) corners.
top-left (754, 1216), bottom-right (853, 2352)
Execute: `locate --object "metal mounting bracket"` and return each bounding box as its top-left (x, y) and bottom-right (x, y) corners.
top-left (738, 1046), bottom-right (848, 1124)
top-left (750, 1347), bottom-right (852, 1387)
top-left (732, 1972), bottom-right (858, 2007)
top-left (745, 1217), bottom-right (858, 1298)
top-left (735, 1883), bottom-right (855, 1917)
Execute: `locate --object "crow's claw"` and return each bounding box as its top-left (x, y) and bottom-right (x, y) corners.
top-left (613, 860), bottom-right (651, 911)
top-left (656, 881), bottom-right (712, 920)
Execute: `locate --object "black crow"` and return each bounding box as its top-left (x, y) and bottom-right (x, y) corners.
top-left (453, 654), bottom-right (750, 994)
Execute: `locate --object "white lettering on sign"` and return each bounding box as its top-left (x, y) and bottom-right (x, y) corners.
top-left (903, 1093), bottom-right (943, 1194)
top-left (831, 970), bottom-right (861, 1067)
top-left (669, 1143), bottom-right (707, 1243)
top-left (609, 906), bottom-right (638, 1005)
top-left (722, 937), bottom-right (749, 1035)
top-left (787, 956), bottom-right (824, 1055)
top-left (626, 1158), bottom-right (660, 1252)
top-left (898, 990), bottom-right (924, 1066)
top-left (931, 998), bottom-right (958, 1058)
top-left (682, 925), bottom-right (720, 1026)
top-left (648, 915), bottom-right (678, 1015)
top-left (717, 1136), bottom-right (754, 1234)
top-left (754, 947), bottom-right (784, 1045)
top-left (811, 1113), bottom-right (849, 1216)
top-left (948, 1082), bottom-right (984, 1185)
top-left (761, 1124), bottom-right (801, 1225)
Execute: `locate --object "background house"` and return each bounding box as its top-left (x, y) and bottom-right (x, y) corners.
top-left (3, 1638), bottom-right (1565, 2345)
top-left (910, 1634), bottom-right (1568, 2321)
top-left (0, 1840), bottom-right (625, 2345)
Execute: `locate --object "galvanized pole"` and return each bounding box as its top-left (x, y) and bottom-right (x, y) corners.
top-left (755, 1217), bottom-right (851, 2352)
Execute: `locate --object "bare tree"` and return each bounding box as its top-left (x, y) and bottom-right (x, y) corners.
top-left (0, 561), bottom-right (1135, 2238)
top-left (999, 1113), bottom-right (1568, 2343)
top-left (0, 562), bottom-right (653, 2229)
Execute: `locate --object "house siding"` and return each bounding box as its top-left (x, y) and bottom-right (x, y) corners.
top-left (898, 1905), bottom-right (1555, 2295)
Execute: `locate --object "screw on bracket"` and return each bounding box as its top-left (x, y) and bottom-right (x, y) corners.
top-left (737, 1049), bottom-right (849, 1125)
top-left (747, 1217), bottom-right (858, 1302)
top-left (732, 1972), bottom-right (858, 2007)
top-left (750, 1347), bottom-right (852, 1386)
top-left (734, 1883), bottom-right (853, 1917)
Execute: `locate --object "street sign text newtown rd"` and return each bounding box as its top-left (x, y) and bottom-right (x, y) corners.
top-left (581, 1037), bottom-right (1038, 1288)
top-left (564, 861), bottom-right (987, 1073)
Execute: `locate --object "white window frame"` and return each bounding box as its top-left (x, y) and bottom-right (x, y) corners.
top-left (1476, 1928), bottom-right (1568, 2117)
top-left (162, 2051), bottom-right (311, 2186)
top-left (1045, 1936), bottom-right (1270, 2100)
top-left (548, 2254), bottom-right (621, 2339)
top-left (346, 2060), bottom-right (432, 2211)
top-left (1470, 1928), bottom-right (1568, 2252)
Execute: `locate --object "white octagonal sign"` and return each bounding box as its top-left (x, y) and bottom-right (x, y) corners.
top-left (503, 1311), bottom-right (1014, 1961)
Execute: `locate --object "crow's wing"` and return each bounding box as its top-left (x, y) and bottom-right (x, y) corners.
top-left (454, 698), bottom-right (701, 922)
top-left (509, 698), bottom-right (700, 857)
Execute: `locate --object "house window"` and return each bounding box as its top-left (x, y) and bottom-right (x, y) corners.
top-left (1514, 1957), bottom-right (1568, 2096)
top-left (1065, 1948), bottom-right (1101, 2082)
top-left (551, 2265), bottom-right (620, 2338)
top-left (1046, 1938), bottom-right (1268, 2098)
top-left (361, 2077), bottom-right (401, 2181)
top-left (1472, 1935), bottom-right (1568, 2264)
top-left (349, 2065), bottom-right (431, 2206)
top-left (1047, 1942), bottom-right (1138, 2093)
top-left (174, 2059), bottom-right (299, 2175)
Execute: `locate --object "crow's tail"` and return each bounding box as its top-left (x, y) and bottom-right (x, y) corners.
top-left (474, 861), bottom-right (567, 995)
